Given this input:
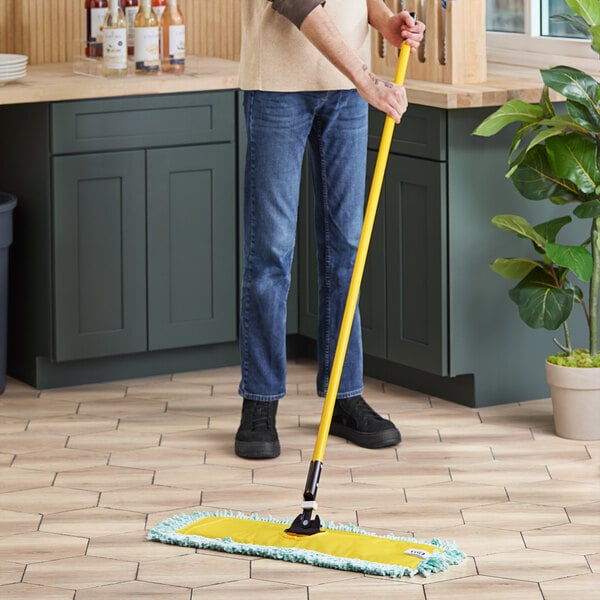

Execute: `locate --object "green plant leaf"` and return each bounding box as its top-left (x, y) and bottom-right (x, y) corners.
top-left (566, 0), bottom-right (600, 26)
top-left (539, 86), bottom-right (556, 118)
top-left (491, 214), bottom-right (547, 248)
top-left (546, 133), bottom-right (600, 194)
top-left (567, 98), bottom-right (600, 131)
top-left (541, 66), bottom-right (600, 128)
top-left (551, 13), bottom-right (592, 36)
top-left (473, 100), bottom-right (543, 137)
top-left (546, 242), bottom-right (593, 281)
top-left (590, 25), bottom-right (600, 54)
top-left (510, 145), bottom-right (580, 200)
top-left (490, 258), bottom-right (541, 280)
top-left (534, 216), bottom-right (572, 243)
top-left (574, 199), bottom-right (600, 218)
top-left (509, 270), bottom-right (575, 330)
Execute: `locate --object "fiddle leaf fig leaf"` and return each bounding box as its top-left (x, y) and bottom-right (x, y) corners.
top-left (473, 100), bottom-right (543, 137)
top-left (491, 214), bottom-right (547, 249)
top-left (490, 258), bottom-right (541, 280)
top-left (546, 133), bottom-right (600, 194)
top-left (574, 200), bottom-right (600, 218)
top-left (566, 0), bottom-right (600, 26)
top-left (546, 242), bottom-right (593, 281)
top-left (534, 216), bottom-right (572, 243)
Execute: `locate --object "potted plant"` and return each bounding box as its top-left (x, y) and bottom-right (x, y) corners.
top-left (473, 0), bottom-right (600, 440)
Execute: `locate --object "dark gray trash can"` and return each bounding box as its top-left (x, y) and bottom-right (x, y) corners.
top-left (0, 193), bottom-right (16, 394)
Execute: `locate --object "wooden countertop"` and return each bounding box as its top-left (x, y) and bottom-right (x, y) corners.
top-left (0, 57), bottom-right (569, 108)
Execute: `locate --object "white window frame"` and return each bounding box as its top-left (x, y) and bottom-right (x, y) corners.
top-left (486, 0), bottom-right (599, 71)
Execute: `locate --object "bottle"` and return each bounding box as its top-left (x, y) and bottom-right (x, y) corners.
top-left (103, 0), bottom-right (128, 77)
top-left (85, 0), bottom-right (109, 58)
top-left (119, 0), bottom-right (138, 56)
top-left (152, 0), bottom-right (167, 21)
top-left (160, 0), bottom-right (185, 74)
top-left (134, 0), bottom-right (160, 74)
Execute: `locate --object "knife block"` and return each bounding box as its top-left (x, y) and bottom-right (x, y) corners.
top-left (371, 0), bottom-right (487, 84)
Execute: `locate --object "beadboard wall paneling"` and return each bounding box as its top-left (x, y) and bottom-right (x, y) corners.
top-left (1, 0), bottom-right (241, 65)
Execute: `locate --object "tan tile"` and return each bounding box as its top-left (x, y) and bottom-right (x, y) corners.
top-left (0, 431), bottom-right (68, 453)
top-left (396, 443), bottom-right (494, 468)
top-left (424, 575), bottom-right (543, 600)
top-left (0, 416), bottom-right (27, 434)
top-left (252, 462), bottom-right (351, 489)
top-left (137, 553), bottom-right (249, 587)
top-left (492, 440), bottom-right (591, 464)
top-left (160, 428), bottom-right (233, 451)
top-left (0, 486), bottom-right (98, 514)
top-left (357, 503), bottom-right (464, 532)
top-left (193, 578), bottom-right (309, 600)
top-left (0, 531), bottom-right (87, 563)
top-left (109, 446), bottom-right (206, 471)
top-left (204, 447), bottom-right (301, 468)
top-left (13, 448), bottom-right (108, 472)
top-left (0, 508), bottom-right (41, 535)
top-left (541, 573), bottom-right (600, 600)
top-left (24, 555), bottom-right (137, 590)
top-left (79, 580), bottom-right (191, 599)
top-left (317, 482), bottom-right (405, 510)
top-left (117, 412), bottom-right (208, 434)
top-left (524, 523), bottom-right (600, 556)
top-left (478, 404), bottom-right (553, 429)
top-left (40, 383), bottom-right (127, 401)
top-left (308, 577), bottom-right (423, 600)
top-left (167, 395), bottom-right (241, 416)
top-left (280, 395), bottom-right (328, 417)
top-left (405, 481), bottom-right (508, 507)
top-left (154, 463), bottom-right (252, 490)
top-left (567, 502), bottom-right (600, 527)
top-left (251, 557), bottom-right (360, 586)
top-left (547, 458), bottom-right (600, 483)
top-left (506, 479), bottom-right (600, 507)
top-left (305, 444), bottom-right (399, 468)
top-left (0, 397), bottom-right (77, 419)
top-left (87, 531), bottom-right (196, 561)
top-left (201, 483), bottom-right (300, 513)
top-left (475, 548), bottom-right (590, 582)
top-left (54, 465), bottom-right (154, 492)
top-left (25, 414), bottom-right (117, 436)
top-left (40, 507), bottom-right (146, 537)
top-left (77, 397), bottom-right (167, 417)
top-left (462, 502), bottom-right (569, 531)
top-left (171, 365), bottom-right (241, 384)
top-left (0, 560), bottom-right (24, 585)
top-left (0, 452), bottom-right (13, 465)
top-left (112, 374), bottom-right (174, 386)
top-left (146, 505), bottom-right (204, 531)
top-left (390, 408), bottom-right (481, 428)
top-left (0, 466), bottom-right (55, 492)
top-left (412, 524), bottom-right (525, 557)
top-left (440, 423), bottom-right (534, 444)
top-left (100, 484), bottom-right (200, 513)
top-left (589, 553), bottom-right (600, 573)
top-left (126, 380), bottom-right (212, 398)
top-left (351, 463), bottom-right (450, 488)
top-left (450, 462), bottom-right (550, 485)
top-left (0, 583), bottom-right (74, 599)
top-left (2, 378), bottom-right (39, 397)
top-left (68, 429), bottom-right (161, 452)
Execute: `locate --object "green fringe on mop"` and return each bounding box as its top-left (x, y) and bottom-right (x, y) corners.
top-left (148, 510), bottom-right (466, 578)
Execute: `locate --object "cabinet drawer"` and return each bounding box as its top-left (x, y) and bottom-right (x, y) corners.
top-left (368, 104), bottom-right (446, 161)
top-left (51, 91), bottom-right (235, 154)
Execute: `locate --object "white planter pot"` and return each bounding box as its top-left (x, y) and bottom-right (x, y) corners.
top-left (545, 361), bottom-right (600, 441)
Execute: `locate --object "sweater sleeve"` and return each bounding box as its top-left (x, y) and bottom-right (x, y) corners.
top-left (269, 0), bottom-right (326, 29)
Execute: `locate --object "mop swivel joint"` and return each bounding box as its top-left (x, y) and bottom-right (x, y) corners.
top-left (286, 510), bottom-right (323, 536)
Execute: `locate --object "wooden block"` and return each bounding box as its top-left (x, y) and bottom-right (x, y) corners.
top-left (372, 0), bottom-right (487, 84)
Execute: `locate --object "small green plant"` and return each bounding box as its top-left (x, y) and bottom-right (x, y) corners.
top-left (473, 0), bottom-right (600, 367)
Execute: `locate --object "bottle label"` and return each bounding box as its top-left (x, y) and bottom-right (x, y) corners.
top-left (125, 6), bottom-right (138, 46)
top-left (90, 7), bottom-right (109, 41)
top-left (135, 26), bottom-right (160, 70)
top-left (168, 24), bottom-right (185, 63)
top-left (103, 28), bottom-right (127, 69)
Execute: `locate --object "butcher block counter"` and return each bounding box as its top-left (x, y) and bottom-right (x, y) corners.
top-left (0, 56), bottom-right (560, 108)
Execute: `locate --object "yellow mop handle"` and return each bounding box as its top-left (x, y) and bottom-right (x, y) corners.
top-left (312, 42), bottom-right (412, 463)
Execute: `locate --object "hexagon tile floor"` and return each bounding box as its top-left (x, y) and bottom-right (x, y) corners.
top-left (0, 360), bottom-right (599, 599)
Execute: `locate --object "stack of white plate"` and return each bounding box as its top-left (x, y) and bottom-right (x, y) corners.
top-left (0, 54), bottom-right (28, 85)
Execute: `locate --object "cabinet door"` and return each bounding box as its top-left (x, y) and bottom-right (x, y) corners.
top-left (385, 154), bottom-right (448, 376)
top-left (53, 151), bottom-right (147, 361)
top-left (147, 144), bottom-right (237, 350)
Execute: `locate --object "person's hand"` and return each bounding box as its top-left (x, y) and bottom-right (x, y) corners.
top-left (380, 11), bottom-right (425, 51)
top-left (356, 66), bottom-right (408, 124)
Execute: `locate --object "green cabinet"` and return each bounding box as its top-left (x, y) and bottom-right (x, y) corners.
top-left (0, 91), bottom-right (238, 388)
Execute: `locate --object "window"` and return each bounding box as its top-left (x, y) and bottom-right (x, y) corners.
top-left (486, 0), bottom-right (598, 70)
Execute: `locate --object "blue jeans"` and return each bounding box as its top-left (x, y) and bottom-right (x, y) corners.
top-left (239, 90), bottom-right (368, 402)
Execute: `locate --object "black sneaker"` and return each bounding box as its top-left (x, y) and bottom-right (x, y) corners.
top-left (330, 395), bottom-right (401, 449)
top-left (235, 399), bottom-right (280, 459)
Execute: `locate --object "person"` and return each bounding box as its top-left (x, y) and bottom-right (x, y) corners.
top-left (235, 0), bottom-right (425, 459)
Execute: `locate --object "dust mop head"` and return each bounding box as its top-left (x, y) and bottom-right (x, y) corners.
top-left (148, 510), bottom-right (465, 578)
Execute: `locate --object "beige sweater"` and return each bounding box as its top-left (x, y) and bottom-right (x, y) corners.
top-left (239, 0), bottom-right (371, 92)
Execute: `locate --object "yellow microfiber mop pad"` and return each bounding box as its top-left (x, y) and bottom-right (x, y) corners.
top-left (148, 511), bottom-right (465, 578)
